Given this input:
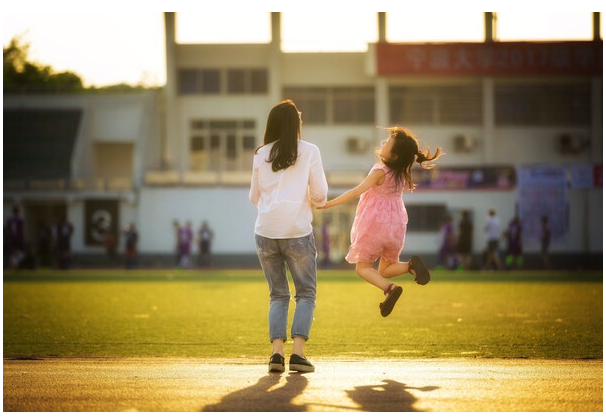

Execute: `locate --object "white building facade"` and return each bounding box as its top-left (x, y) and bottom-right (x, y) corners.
top-left (3, 12), bottom-right (603, 268)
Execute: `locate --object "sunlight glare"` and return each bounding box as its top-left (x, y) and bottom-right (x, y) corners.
top-left (387, 12), bottom-right (485, 42)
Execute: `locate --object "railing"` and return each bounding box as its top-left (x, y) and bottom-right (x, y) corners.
top-left (3, 170), bottom-right (368, 192)
top-left (3, 177), bottom-right (133, 192)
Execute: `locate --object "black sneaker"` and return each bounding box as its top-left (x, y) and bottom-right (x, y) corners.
top-left (268, 353), bottom-right (285, 373)
top-left (289, 354), bottom-right (315, 373)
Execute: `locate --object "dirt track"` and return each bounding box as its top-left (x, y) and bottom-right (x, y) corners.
top-left (3, 357), bottom-right (602, 412)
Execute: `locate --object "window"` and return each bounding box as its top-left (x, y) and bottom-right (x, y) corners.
top-left (405, 204), bottom-right (447, 232)
top-left (390, 85), bottom-right (482, 125)
top-left (201, 69), bottom-right (221, 93)
top-left (189, 119), bottom-right (256, 172)
top-left (283, 86), bottom-right (375, 124)
top-left (179, 68), bottom-right (268, 95)
top-left (495, 83), bottom-right (590, 126)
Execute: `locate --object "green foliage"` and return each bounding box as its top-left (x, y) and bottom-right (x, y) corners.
top-left (3, 35), bottom-right (163, 93)
top-left (2, 270), bottom-right (602, 359)
top-left (3, 35), bottom-right (84, 92)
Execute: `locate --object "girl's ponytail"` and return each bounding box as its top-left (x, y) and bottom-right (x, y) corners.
top-left (416, 146), bottom-right (442, 169)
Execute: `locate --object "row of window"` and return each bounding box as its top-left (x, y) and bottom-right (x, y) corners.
top-left (179, 69), bottom-right (268, 95)
top-left (179, 69), bottom-right (591, 126)
top-left (286, 83), bottom-right (589, 126)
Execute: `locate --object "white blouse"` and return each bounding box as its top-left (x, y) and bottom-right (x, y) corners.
top-left (249, 140), bottom-right (328, 239)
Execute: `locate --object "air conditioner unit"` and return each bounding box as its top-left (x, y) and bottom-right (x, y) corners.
top-left (558, 133), bottom-right (589, 155)
top-left (346, 137), bottom-right (369, 154)
top-left (453, 135), bottom-right (474, 153)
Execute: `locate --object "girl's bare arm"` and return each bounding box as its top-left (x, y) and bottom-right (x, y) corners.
top-left (318, 169), bottom-right (385, 209)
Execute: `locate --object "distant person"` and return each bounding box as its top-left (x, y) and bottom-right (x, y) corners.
top-left (5, 205), bottom-right (25, 270)
top-left (540, 215), bottom-right (552, 270)
top-left (54, 214), bottom-right (73, 270)
top-left (104, 230), bottom-right (118, 265)
top-left (250, 100), bottom-right (328, 373)
top-left (320, 220), bottom-right (331, 268)
top-left (37, 220), bottom-right (52, 268)
top-left (178, 221), bottom-right (194, 269)
top-left (198, 221), bottom-right (214, 268)
top-left (124, 223), bottom-right (138, 269)
top-left (483, 208), bottom-right (501, 270)
top-left (319, 126), bottom-right (443, 317)
top-left (505, 215), bottom-right (523, 269)
top-left (455, 210), bottom-right (473, 270)
top-left (437, 215), bottom-right (456, 270)
top-left (173, 220), bottom-right (181, 267)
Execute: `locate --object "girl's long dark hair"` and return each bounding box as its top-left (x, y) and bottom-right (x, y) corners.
top-left (380, 126), bottom-right (443, 192)
top-left (256, 99), bottom-right (301, 172)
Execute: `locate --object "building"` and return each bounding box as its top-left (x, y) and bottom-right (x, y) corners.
top-left (3, 12), bottom-right (603, 269)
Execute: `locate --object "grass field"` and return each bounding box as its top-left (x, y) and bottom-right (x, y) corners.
top-left (3, 269), bottom-right (602, 359)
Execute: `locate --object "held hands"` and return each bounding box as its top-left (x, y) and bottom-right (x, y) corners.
top-left (316, 201), bottom-right (333, 210)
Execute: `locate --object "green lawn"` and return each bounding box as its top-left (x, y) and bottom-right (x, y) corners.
top-left (3, 269), bottom-right (602, 359)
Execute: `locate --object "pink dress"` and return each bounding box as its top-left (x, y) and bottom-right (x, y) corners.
top-left (345, 164), bottom-right (408, 264)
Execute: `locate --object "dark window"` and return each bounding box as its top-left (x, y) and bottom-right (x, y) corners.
top-left (191, 136), bottom-right (205, 151)
top-left (251, 69), bottom-right (268, 93)
top-left (390, 85), bottom-right (482, 125)
top-left (210, 135), bottom-right (221, 149)
top-left (179, 70), bottom-right (198, 94)
top-left (201, 69), bottom-right (221, 93)
top-left (405, 204), bottom-right (447, 232)
top-left (243, 120), bottom-right (256, 129)
top-left (495, 83), bottom-right (590, 126)
top-left (210, 120), bottom-right (238, 129)
top-left (226, 135), bottom-right (237, 159)
top-left (243, 135), bottom-right (256, 150)
top-left (227, 70), bottom-right (246, 94)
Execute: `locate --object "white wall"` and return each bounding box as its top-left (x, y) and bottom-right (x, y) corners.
top-left (137, 187), bottom-right (258, 254)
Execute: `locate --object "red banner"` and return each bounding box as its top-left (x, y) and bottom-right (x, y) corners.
top-left (376, 41), bottom-right (602, 76)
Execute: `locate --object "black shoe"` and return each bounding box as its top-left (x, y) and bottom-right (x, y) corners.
top-left (289, 354), bottom-right (315, 373)
top-left (410, 255), bottom-right (431, 285)
top-left (380, 284), bottom-right (403, 317)
top-left (268, 353), bottom-right (285, 373)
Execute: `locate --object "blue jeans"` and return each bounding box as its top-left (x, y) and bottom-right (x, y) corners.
top-left (255, 233), bottom-right (317, 343)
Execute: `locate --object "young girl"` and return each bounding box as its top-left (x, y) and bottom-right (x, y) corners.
top-left (319, 127), bottom-right (442, 317)
top-left (249, 100), bottom-right (328, 373)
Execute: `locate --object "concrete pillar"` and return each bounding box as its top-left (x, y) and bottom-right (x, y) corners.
top-left (269, 12), bottom-right (282, 106)
top-left (484, 12), bottom-right (496, 42)
top-left (375, 78), bottom-right (389, 138)
top-left (378, 12), bottom-right (386, 43)
top-left (482, 77), bottom-right (495, 163)
top-left (164, 12), bottom-right (179, 172)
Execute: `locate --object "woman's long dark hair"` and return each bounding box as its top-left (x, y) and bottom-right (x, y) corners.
top-left (256, 99), bottom-right (301, 172)
top-left (379, 126), bottom-right (443, 192)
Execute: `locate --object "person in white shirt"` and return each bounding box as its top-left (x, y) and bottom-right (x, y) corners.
top-left (249, 100), bottom-right (328, 373)
top-left (483, 208), bottom-right (502, 270)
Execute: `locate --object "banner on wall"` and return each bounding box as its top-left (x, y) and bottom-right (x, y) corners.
top-left (376, 41), bottom-right (603, 76)
top-left (413, 165), bottom-right (516, 190)
top-left (517, 166), bottom-right (568, 244)
top-left (84, 199), bottom-right (119, 246)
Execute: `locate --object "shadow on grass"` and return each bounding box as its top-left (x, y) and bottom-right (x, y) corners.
top-left (201, 372), bottom-right (308, 412)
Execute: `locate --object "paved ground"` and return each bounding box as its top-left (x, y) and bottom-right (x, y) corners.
top-left (3, 357), bottom-right (602, 412)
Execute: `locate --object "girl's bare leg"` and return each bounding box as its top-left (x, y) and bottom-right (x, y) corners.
top-left (355, 262), bottom-right (391, 292)
top-left (378, 257), bottom-right (414, 278)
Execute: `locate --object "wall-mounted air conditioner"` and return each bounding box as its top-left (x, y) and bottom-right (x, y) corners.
top-left (558, 133), bottom-right (589, 155)
top-left (346, 137), bottom-right (369, 154)
top-left (453, 135), bottom-right (475, 153)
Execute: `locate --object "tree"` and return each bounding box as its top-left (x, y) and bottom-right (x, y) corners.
top-left (4, 35), bottom-right (84, 92)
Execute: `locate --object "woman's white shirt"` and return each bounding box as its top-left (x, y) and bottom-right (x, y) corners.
top-left (249, 140), bottom-right (328, 239)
